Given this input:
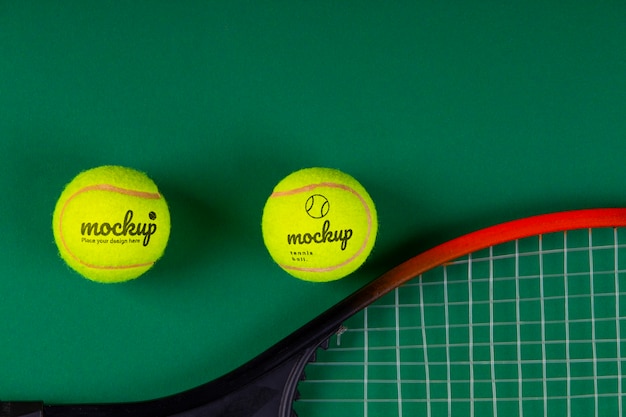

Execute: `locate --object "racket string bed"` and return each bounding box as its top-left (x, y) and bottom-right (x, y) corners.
top-left (295, 228), bottom-right (626, 417)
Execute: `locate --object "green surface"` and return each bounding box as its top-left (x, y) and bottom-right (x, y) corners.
top-left (1, 0), bottom-right (625, 405)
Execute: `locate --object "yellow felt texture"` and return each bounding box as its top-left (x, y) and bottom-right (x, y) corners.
top-left (52, 166), bottom-right (170, 283)
top-left (262, 167), bottom-right (377, 282)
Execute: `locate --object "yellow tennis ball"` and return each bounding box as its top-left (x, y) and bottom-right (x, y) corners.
top-left (52, 165), bottom-right (171, 283)
top-left (262, 167), bottom-right (378, 282)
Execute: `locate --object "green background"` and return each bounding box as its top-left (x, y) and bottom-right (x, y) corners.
top-left (1, 0), bottom-right (625, 405)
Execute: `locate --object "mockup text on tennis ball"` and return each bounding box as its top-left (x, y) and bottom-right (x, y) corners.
top-left (285, 219), bottom-right (352, 250)
top-left (79, 209), bottom-right (157, 246)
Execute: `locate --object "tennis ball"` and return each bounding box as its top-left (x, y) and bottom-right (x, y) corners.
top-left (52, 165), bottom-right (171, 283)
top-left (262, 167), bottom-right (377, 282)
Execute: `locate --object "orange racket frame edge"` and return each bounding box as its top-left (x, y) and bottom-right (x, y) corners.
top-left (372, 208), bottom-right (626, 298)
top-left (4, 208), bottom-right (626, 417)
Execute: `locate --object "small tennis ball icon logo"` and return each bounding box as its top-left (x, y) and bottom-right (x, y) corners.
top-left (305, 194), bottom-right (330, 219)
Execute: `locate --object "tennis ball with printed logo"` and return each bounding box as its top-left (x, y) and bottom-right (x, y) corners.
top-left (261, 167), bottom-right (378, 282)
top-left (52, 165), bottom-right (170, 283)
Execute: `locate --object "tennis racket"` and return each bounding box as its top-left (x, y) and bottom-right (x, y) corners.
top-left (3, 208), bottom-right (626, 417)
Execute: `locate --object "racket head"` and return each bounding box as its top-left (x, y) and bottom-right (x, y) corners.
top-left (296, 212), bottom-right (626, 416)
